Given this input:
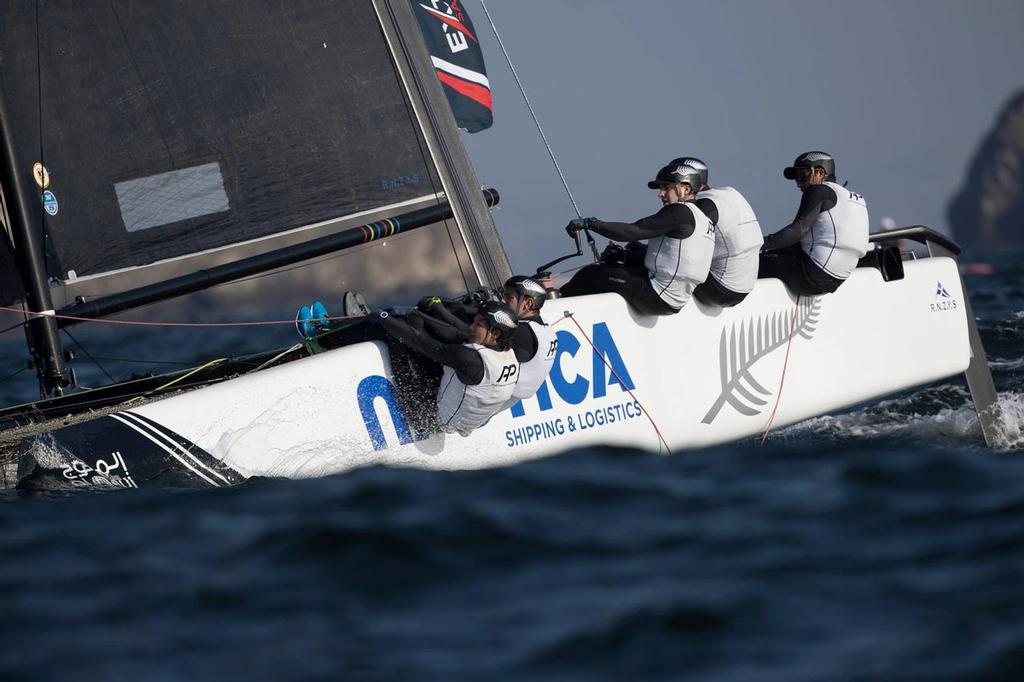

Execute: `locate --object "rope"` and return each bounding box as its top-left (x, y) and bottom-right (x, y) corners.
top-left (477, 0), bottom-right (581, 219)
top-left (760, 295), bottom-right (801, 444)
top-left (120, 357), bottom-right (226, 406)
top-left (0, 305), bottom-right (363, 329)
top-left (563, 313), bottom-right (672, 455)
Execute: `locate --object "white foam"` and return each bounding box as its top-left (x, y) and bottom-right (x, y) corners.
top-left (777, 387), bottom-right (1024, 452)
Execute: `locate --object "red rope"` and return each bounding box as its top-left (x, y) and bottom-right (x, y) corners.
top-left (563, 313), bottom-right (672, 455)
top-left (760, 295), bottom-right (802, 445)
top-left (0, 304), bottom-right (362, 328)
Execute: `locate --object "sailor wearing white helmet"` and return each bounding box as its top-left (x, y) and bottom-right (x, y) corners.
top-left (671, 156), bottom-right (764, 307)
top-left (373, 300), bottom-right (521, 436)
top-left (759, 151), bottom-right (869, 295)
top-left (560, 162), bottom-right (715, 315)
top-left (500, 275), bottom-right (557, 404)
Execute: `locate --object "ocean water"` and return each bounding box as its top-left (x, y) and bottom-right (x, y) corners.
top-left (1, 260), bottom-right (1022, 681)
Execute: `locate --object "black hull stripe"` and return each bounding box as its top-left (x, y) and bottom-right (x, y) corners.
top-left (124, 411), bottom-right (245, 485)
top-left (109, 414), bottom-right (222, 487)
top-left (121, 412), bottom-right (229, 485)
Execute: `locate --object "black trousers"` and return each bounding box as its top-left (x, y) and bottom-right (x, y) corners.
top-left (758, 245), bottom-right (844, 296)
top-left (560, 263), bottom-right (678, 316)
top-left (319, 316), bottom-right (442, 435)
top-left (693, 276), bottom-right (748, 307)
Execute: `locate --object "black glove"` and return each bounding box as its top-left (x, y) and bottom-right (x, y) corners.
top-left (417, 295), bottom-right (443, 313)
top-left (565, 217), bottom-right (597, 238)
top-left (461, 287), bottom-right (497, 307)
top-left (600, 243), bottom-right (625, 264)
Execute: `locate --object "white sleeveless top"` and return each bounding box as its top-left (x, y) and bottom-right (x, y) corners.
top-left (698, 187), bottom-right (763, 294)
top-left (644, 202), bottom-right (715, 309)
top-left (512, 319), bottom-right (557, 401)
top-left (437, 344), bottom-right (519, 436)
top-left (803, 181), bottom-right (869, 280)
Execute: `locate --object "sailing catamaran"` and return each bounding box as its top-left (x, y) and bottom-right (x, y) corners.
top-left (0, 1), bottom-right (1001, 490)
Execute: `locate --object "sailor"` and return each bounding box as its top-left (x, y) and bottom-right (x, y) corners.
top-left (416, 275), bottom-right (556, 405)
top-left (371, 300), bottom-right (521, 436)
top-left (671, 157), bottom-right (764, 307)
top-left (500, 275), bottom-right (557, 403)
top-left (558, 162), bottom-right (715, 315)
top-left (759, 151), bottom-right (869, 295)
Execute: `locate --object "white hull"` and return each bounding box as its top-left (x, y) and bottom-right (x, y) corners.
top-left (23, 256), bottom-right (969, 488)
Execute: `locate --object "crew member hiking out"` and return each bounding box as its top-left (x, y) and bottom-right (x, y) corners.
top-left (500, 276), bottom-right (557, 405)
top-left (417, 275), bottom-right (557, 407)
top-left (759, 151), bottom-right (869, 295)
top-left (303, 296), bottom-right (520, 437)
top-left (558, 162), bottom-right (715, 315)
top-left (673, 156), bottom-right (764, 307)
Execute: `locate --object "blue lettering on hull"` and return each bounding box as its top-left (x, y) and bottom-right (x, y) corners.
top-left (358, 321), bottom-right (640, 450)
top-left (357, 375), bottom-right (416, 450)
top-left (510, 322), bottom-right (634, 417)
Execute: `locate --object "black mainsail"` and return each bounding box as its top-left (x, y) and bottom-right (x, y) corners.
top-left (0, 0), bottom-right (510, 397)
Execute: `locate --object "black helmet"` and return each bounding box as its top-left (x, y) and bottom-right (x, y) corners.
top-left (647, 162), bottom-right (703, 192)
top-left (669, 156), bottom-right (708, 189)
top-left (503, 275), bottom-right (547, 310)
top-left (478, 301), bottom-right (519, 349)
top-left (783, 151), bottom-right (836, 182)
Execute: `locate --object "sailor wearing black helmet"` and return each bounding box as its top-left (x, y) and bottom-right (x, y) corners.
top-left (371, 300), bottom-right (521, 436)
top-left (559, 162), bottom-right (715, 315)
top-left (759, 151), bottom-right (869, 295)
top-left (501, 275), bottom-right (557, 403)
top-left (671, 157), bottom-right (764, 307)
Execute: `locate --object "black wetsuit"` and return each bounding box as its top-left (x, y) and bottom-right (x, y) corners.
top-left (560, 204), bottom-right (696, 315)
top-left (759, 184), bottom-right (845, 296)
top-left (319, 310), bottom-right (488, 433)
top-left (423, 299), bottom-right (537, 363)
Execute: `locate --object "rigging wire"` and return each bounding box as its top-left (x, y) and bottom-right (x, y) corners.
top-left (0, 366), bottom-right (28, 386)
top-left (61, 328), bottom-right (115, 383)
top-left (476, 0), bottom-right (582, 219)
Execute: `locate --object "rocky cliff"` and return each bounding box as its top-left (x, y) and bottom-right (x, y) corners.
top-left (948, 90), bottom-right (1024, 253)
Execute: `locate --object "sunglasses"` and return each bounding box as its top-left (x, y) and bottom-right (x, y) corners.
top-left (793, 167), bottom-right (814, 183)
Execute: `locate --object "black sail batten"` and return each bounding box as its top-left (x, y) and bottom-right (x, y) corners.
top-left (56, 190), bottom-right (499, 326)
top-left (374, 0), bottom-right (512, 289)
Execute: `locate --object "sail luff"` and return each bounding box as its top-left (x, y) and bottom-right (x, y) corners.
top-left (0, 95), bottom-right (70, 395)
top-left (373, 0), bottom-right (511, 289)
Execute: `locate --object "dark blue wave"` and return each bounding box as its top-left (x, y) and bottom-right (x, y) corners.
top-left (1, 258), bottom-right (1023, 680)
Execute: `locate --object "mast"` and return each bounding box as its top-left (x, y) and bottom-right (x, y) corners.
top-left (373, 0), bottom-right (512, 290)
top-left (0, 97), bottom-right (71, 396)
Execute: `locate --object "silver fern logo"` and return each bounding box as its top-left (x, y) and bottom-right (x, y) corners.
top-left (701, 297), bottom-right (821, 424)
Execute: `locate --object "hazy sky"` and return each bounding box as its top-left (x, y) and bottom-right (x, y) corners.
top-left (461, 0), bottom-right (1024, 272)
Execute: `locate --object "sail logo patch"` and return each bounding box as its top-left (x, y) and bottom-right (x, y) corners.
top-left (930, 281), bottom-right (958, 312)
top-left (42, 190), bottom-right (58, 215)
top-left (32, 162), bottom-right (50, 188)
top-left (702, 297), bottom-right (821, 424)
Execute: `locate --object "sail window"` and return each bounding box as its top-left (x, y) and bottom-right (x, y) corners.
top-left (114, 162), bottom-right (230, 233)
